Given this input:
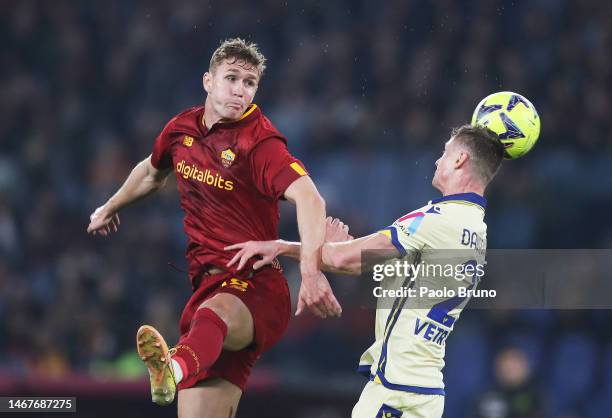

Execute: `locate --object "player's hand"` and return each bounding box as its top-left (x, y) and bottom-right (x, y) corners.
top-left (325, 216), bottom-right (354, 242)
top-left (296, 270), bottom-right (342, 319)
top-left (87, 205), bottom-right (120, 236)
top-left (225, 240), bottom-right (280, 270)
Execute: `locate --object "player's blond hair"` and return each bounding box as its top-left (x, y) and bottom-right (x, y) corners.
top-left (209, 38), bottom-right (266, 76)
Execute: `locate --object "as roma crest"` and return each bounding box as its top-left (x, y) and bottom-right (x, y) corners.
top-left (221, 148), bottom-right (236, 168)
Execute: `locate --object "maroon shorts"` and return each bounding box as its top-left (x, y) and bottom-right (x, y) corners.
top-left (176, 267), bottom-right (290, 391)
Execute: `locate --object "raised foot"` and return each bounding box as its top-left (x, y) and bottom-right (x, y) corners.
top-left (136, 325), bottom-right (176, 406)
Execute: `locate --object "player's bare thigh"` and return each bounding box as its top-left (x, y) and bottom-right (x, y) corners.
top-left (178, 378), bottom-right (242, 418)
top-left (199, 293), bottom-right (255, 351)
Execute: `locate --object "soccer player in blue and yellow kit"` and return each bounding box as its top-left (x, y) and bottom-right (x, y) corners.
top-left (227, 125), bottom-right (504, 417)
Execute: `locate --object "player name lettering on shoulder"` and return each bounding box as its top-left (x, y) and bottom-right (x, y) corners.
top-left (461, 228), bottom-right (486, 256)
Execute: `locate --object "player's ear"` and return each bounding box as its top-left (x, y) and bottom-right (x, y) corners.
top-left (455, 152), bottom-right (469, 169)
top-left (203, 72), bottom-right (212, 93)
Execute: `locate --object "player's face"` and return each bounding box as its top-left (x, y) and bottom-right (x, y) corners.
top-left (432, 137), bottom-right (460, 192)
top-left (203, 59), bottom-right (260, 120)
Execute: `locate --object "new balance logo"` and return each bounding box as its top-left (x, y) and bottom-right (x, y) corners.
top-left (183, 136), bottom-right (194, 147)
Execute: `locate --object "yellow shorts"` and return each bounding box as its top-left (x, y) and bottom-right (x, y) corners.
top-left (352, 381), bottom-right (444, 418)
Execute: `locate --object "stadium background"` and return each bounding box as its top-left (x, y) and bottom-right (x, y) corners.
top-left (1, 0), bottom-right (611, 417)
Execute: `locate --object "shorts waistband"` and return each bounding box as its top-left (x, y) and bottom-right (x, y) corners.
top-left (192, 259), bottom-right (282, 290)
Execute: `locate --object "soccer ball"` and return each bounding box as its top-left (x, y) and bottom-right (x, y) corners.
top-left (471, 91), bottom-right (540, 159)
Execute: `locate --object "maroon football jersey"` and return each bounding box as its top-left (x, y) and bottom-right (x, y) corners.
top-left (151, 104), bottom-right (307, 280)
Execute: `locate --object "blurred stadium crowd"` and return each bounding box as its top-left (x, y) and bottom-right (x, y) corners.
top-left (1, 0), bottom-right (611, 417)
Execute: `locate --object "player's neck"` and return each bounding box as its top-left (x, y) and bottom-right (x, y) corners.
top-left (441, 177), bottom-right (485, 197)
top-left (203, 100), bottom-right (223, 129)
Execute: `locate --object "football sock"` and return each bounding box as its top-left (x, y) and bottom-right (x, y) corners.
top-left (170, 359), bottom-right (184, 384)
top-left (172, 308), bottom-right (228, 383)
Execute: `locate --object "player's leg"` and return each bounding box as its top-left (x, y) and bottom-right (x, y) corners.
top-left (137, 292), bottom-right (253, 407)
top-left (167, 292), bottom-right (255, 417)
top-left (171, 292), bottom-right (254, 386)
top-left (177, 378), bottom-right (242, 418)
top-left (352, 381), bottom-right (444, 418)
top-left (352, 381), bottom-right (396, 418)
top-left (404, 393), bottom-right (444, 418)
top-left (138, 269), bottom-right (289, 411)
top-left (200, 292), bottom-right (255, 351)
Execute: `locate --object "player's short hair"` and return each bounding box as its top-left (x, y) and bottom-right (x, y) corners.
top-left (209, 38), bottom-right (266, 76)
top-left (452, 124), bottom-right (504, 184)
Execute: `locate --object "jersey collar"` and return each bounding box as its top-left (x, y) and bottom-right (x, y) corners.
top-left (201, 104), bottom-right (260, 131)
top-left (220, 103), bottom-right (259, 124)
top-left (430, 192), bottom-right (487, 210)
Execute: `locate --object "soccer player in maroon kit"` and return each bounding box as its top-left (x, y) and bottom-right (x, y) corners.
top-left (87, 38), bottom-right (342, 417)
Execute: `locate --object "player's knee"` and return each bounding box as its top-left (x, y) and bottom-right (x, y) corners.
top-left (197, 301), bottom-right (232, 331)
top-left (197, 295), bottom-right (254, 348)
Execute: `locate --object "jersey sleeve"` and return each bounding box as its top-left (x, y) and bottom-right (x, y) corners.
top-left (378, 206), bottom-right (441, 256)
top-left (250, 137), bottom-right (309, 199)
top-left (150, 119), bottom-right (175, 170)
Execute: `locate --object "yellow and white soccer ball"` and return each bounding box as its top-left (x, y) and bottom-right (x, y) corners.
top-left (471, 91), bottom-right (541, 159)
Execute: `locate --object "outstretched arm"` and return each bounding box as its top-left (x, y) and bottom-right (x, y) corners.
top-left (87, 155), bottom-right (171, 236)
top-left (227, 224), bottom-right (399, 275)
top-left (316, 232), bottom-right (398, 275)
